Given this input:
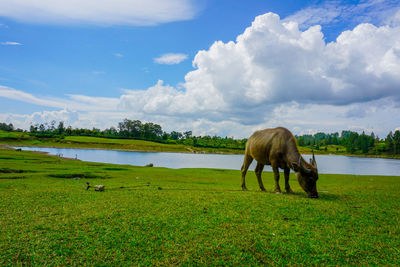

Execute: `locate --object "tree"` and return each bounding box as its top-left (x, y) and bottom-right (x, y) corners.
top-left (170, 131), bottom-right (183, 140)
top-left (142, 122), bottom-right (163, 140)
top-left (0, 122), bottom-right (14, 131)
top-left (57, 121), bottom-right (65, 135)
top-left (50, 120), bottom-right (56, 132)
top-left (103, 127), bottom-right (118, 136)
top-left (39, 124), bottom-right (46, 132)
top-left (385, 132), bottom-right (394, 154)
top-left (393, 130), bottom-right (400, 155)
top-left (30, 125), bottom-right (38, 133)
top-left (184, 131), bottom-right (192, 139)
top-left (118, 119), bottom-right (142, 138)
top-left (346, 132), bottom-right (359, 153)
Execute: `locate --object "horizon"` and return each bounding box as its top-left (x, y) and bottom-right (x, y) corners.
top-left (1, 0), bottom-right (400, 139)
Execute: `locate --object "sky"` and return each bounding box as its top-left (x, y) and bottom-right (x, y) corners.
top-left (0, 0), bottom-right (400, 138)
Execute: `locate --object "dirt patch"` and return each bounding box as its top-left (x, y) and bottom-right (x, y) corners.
top-left (102, 167), bottom-right (129, 171)
top-left (0, 168), bottom-right (29, 173)
top-left (48, 172), bottom-right (109, 179)
top-left (0, 176), bottom-right (26, 179)
top-left (0, 156), bottom-right (15, 160)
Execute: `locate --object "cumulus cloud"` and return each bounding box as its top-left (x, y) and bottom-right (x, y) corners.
top-left (0, 0), bottom-right (199, 26)
top-left (120, 12), bottom-right (400, 123)
top-left (1, 41), bottom-right (22, 45)
top-left (154, 53), bottom-right (188, 65)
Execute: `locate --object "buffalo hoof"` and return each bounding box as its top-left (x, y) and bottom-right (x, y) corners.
top-left (275, 191), bottom-right (282, 194)
top-left (286, 188), bottom-right (294, 194)
top-left (242, 187), bottom-right (248, 191)
top-left (260, 188), bottom-right (267, 192)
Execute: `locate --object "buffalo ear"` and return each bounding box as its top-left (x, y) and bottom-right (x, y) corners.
top-left (301, 164), bottom-right (312, 174)
top-left (292, 162), bottom-right (301, 172)
top-left (292, 159), bottom-right (312, 174)
top-left (300, 159), bottom-right (312, 174)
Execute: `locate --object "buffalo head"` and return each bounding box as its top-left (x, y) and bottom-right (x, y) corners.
top-left (292, 152), bottom-right (319, 198)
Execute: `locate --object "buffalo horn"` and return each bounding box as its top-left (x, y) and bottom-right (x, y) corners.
top-left (312, 151), bottom-right (317, 168)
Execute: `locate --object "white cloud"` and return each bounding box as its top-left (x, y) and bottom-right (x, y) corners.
top-left (114, 53), bottom-right (124, 58)
top-left (0, 86), bottom-right (64, 108)
top-left (0, 85), bottom-right (119, 111)
top-left (284, 2), bottom-right (342, 28)
top-left (0, 0), bottom-right (199, 26)
top-left (161, 13), bottom-right (400, 117)
top-left (387, 9), bottom-right (400, 27)
top-left (285, 0), bottom-right (400, 29)
top-left (1, 41), bottom-right (22, 45)
top-left (1, 12), bottom-right (400, 137)
top-left (154, 53), bottom-right (188, 65)
top-left (0, 109), bottom-right (79, 129)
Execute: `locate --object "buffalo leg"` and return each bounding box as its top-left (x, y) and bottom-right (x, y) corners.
top-left (284, 167), bottom-right (294, 193)
top-left (272, 166), bottom-right (282, 193)
top-left (255, 162), bottom-right (266, 191)
top-left (241, 154), bottom-right (253, 191)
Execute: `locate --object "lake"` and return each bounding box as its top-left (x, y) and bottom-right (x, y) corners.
top-left (18, 146), bottom-right (400, 176)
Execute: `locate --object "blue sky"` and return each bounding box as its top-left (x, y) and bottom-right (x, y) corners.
top-left (1, 0), bottom-right (400, 137)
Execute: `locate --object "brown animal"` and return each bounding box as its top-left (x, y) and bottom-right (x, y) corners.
top-left (241, 127), bottom-right (319, 198)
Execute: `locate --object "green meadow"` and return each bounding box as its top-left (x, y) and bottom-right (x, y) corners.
top-left (0, 147), bottom-right (399, 265)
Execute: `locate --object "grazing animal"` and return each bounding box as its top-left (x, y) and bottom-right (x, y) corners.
top-left (241, 127), bottom-right (319, 198)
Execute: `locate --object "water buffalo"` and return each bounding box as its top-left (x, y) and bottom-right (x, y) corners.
top-left (241, 127), bottom-right (319, 198)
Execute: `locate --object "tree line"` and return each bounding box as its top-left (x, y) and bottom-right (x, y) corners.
top-left (27, 119), bottom-right (247, 150)
top-left (1, 120), bottom-right (400, 155)
top-left (296, 130), bottom-right (400, 155)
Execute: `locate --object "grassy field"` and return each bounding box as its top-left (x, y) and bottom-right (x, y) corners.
top-left (0, 147), bottom-right (399, 265)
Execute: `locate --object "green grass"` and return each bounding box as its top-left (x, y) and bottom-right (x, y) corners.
top-left (0, 147), bottom-right (399, 265)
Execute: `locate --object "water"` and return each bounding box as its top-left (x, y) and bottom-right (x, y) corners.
top-left (18, 147), bottom-right (400, 176)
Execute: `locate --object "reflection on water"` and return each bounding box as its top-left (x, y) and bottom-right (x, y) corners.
top-left (19, 147), bottom-right (400, 176)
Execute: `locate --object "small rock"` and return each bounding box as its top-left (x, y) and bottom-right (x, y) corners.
top-left (95, 185), bottom-right (105, 191)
